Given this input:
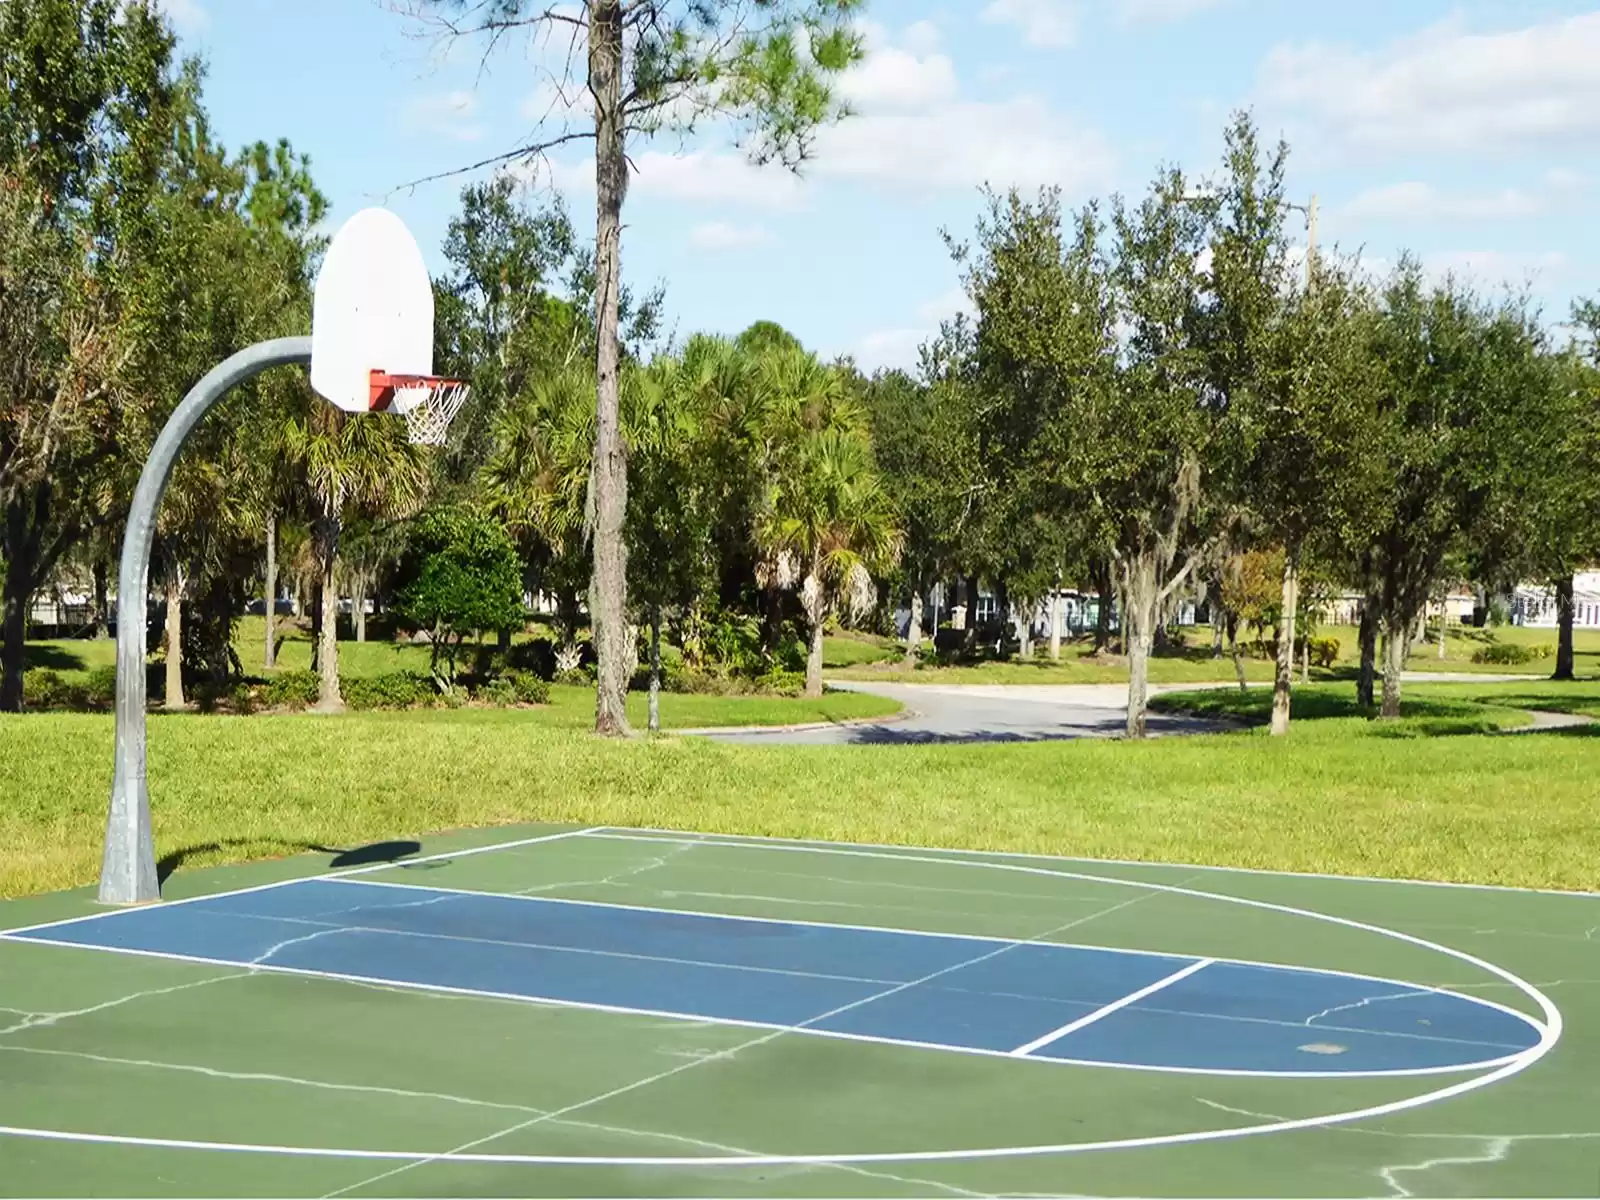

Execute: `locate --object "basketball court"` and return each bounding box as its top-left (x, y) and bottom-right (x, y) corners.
top-left (2, 824), bottom-right (1594, 1197)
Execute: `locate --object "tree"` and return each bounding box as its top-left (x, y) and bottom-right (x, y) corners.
top-left (394, 506), bottom-right (525, 691)
top-left (284, 408), bottom-right (431, 710)
top-left (1365, 263), bottom-right (1554, 717)
top-left (405, 0), bottom-right (868, 737)
top-left (859, 363), bottom-right (979, 666)
top-left (757, 428), bottom-right (900, 696)
top-left (0, 0), bottom-right (184, 710)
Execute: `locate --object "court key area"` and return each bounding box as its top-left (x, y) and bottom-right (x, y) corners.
top-left (0, 825), bottom-right (1594, 1197)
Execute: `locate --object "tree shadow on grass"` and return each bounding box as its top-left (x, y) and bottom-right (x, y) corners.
top-left (1150, 685), bottom-right (1518, 739)
top-left (157, 838), bottom-right (424, 885)
top-left (23, 644), bottom-right (88, 672)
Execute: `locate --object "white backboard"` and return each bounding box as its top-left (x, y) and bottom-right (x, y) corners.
top-left (311, 208), bottom-right (434, 413)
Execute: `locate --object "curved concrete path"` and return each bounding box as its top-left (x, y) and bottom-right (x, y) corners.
top-left (700, 681), bottom-right (1232, 745)
top-left (696, 672), bottom-right (1584, 747)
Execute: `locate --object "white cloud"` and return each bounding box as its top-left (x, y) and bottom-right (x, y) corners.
top-left (915, 287), bottom-right (974, 324)
top-left (688, 221), bottom-right (771, 251)
top-left (837, 44), bottom-right (959, 111)
top-left (812, 94), bottom-right (1115, 196)
top-left (1342, 182), bottom-right (1546, 223)
top-left (539, 22), bottom-right (1113, 207)
top-left (156, 0), bottom-right (207, 34)
top-left (520, 79), bottom-right (590, 122)
top-left (851, 328), bottom-right (929, 372)
top-left (1422, 250), bottom-right (1567, 290)
top-left (404, 91), bottom-right (484, 144)
top-left (1259, 12), bottom-right (1600, 156)
top-left (547, 150), bottom-right (807, 210)
top-left (1112, 0), bottom-right (1227, 24)
top-left (980, 0), bottom-right (1079, 48)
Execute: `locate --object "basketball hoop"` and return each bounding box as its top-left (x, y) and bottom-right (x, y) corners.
top-left (369, 371), bottom-right (471, 446)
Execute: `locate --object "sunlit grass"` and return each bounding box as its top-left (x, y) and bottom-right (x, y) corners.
top-left (5, 685), bottom-right (1597, 899)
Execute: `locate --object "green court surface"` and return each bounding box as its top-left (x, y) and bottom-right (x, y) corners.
top-left (1, 825), bottom-right (1596, 1197)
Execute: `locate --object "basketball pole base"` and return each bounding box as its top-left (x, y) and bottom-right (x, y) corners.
top-left (98, 337), bottom-right (313, 906)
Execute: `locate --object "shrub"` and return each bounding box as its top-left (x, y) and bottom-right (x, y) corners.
top-left (1306, 636), bottom-right (1340, 669)
top-left (476, 676), bottom-right (518, 707)
top-left (752, 669), bottom-right (806, 696)
top-left (507, 671), bottom-right (550, 705)
top-left (1471, 642), bottom-right (1548, 665)
top-left (344, 671), bottom-right (435, 711)
top-left (84, 665), bottom-right (118, 707)
top-left (263, 670), bottom-right (319, 709)
top-left (21, 669), bottom-right (67, 710)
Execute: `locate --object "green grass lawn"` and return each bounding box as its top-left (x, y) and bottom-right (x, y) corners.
top-left (821, 631), bottom-right (900, 668)
top-left (1148, 680), bottom-right (1540, 736)
top-left (830, 649), bottom-right (1283, 685)
top-left (5, 677), bottom-right (1598, 900)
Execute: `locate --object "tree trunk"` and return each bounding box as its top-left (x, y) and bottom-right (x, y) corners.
top-left (1048, 578), bottom-right (1062, 661)
top-left (0, 547), bottom-right (30, 712)
top-left (1123, 558), bottom-right (1157, 739)
top-left (589, 0), bottom-right (630, 738)
top-left (91, 558), bottom-right (109, 640)
top-left (904, 586), bottom-right (922, 667)
top-left (264, 513), bottom-right (277, 669)
top-left (1437, 600), bottom-right (1447, 659)
top-left (314, 515), bottom-right (343, 712)
top-left (1301, 631), bottom-right (1310, 683)
top-left (1212, 606), bottom-right (1224, 658)
top-left (1380, 616), bottom-right (1406, 719)
top-left (1554, 575), bottom-right (1576, 681)
top-left (1093, 562), bottom-right (1113, 654)
top-left (963, 575), bottom-right (980, 650)
top-left (354, 576), bottom-right (368, 644)
top-left (1270, 551), bottom-right (1299, 736)
top-left (163, 571), bottom-right (184, 711)
top-left (1228, 614), bottom-right (1248, 693)
top-left (1357, 597), bottom-right (1378, 708)
top-left (648, 603), bottom-right (662, 733)
top-left (310, 583), bottom-right (322, 673)
top-left (804, 609), bottom-right (825, 699)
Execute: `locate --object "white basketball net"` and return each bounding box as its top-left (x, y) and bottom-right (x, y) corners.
top-left (392, 380), bottom-right (471, 446)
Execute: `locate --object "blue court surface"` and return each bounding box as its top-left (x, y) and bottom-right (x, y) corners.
top-left (9, 873), bottom-right (1541, 1077)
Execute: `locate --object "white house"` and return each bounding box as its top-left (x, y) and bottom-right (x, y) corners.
top-left (1513, 572), bottom-right (1600, 629)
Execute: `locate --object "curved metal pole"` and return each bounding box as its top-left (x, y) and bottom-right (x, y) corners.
top-left (99, 337), bottom-right (313, 905)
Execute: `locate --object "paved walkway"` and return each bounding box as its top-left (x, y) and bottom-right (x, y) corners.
top-left (696, 673), bottom-right (1570, 747)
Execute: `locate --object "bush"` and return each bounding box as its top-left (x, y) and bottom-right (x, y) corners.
top-left (507, 670), bottom-right (550, 705)
top-left (476, 677), bottom-right (518, 707)
top-left (752, 669), bottom-right (806, 697)
top-left (263, 669), bottom-right (319, 710)
top-left (1306, 636), bottom-right (1340, 669)
top-left (344, 671), bottom-right (435, 711)
top-left (1471, 642), bottom-right (1548, 665)
top-left (84, 665), bottom-right (118, 707)
top-left (21, 669), bottom-right (67, 710)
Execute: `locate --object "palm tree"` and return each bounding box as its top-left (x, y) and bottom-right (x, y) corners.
top-left (284, 405), bottom-right (429, 710)
top-left (480, 366), bottom-right (596, 650)
top-left (758, 427), bottom-right (902, 697)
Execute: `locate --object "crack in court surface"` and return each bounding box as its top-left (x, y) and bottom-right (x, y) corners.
top-left (1196, 1099), bottom-right (1600, 1198)
top-left (319, 883), bottom-right (1176, 1197)
top-left (0, 1044), bottom-right (983, 1199)
top-left (0, 972), bottom-right (248, 1036)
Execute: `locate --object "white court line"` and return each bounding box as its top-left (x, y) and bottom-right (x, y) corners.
top-left (0, 826), bottom-right (598, 939)
top-left (1009, 958), bottom-right (1217, 1057)
top-left (589, 824), bottom-right (1600, 899)
top-left (0, 932), bottom-right (1521, 1080)
top-left (0, 841), bottom-right (1565, 1166)
top-left (570, 835), bottom-right (1552, 1036)
top-left (321, 876), bottom-right (1535, 1031)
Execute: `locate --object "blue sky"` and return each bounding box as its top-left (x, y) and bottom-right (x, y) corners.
top-left (164, 0), bottom-right (1598, 370)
